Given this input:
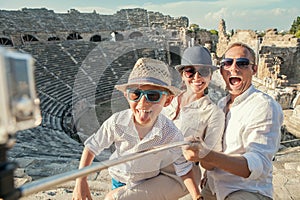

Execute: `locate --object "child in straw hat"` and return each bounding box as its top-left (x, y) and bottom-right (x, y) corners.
top-left (72, 58), bottom-right (201, 200)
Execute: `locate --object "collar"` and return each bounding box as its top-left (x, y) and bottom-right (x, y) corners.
top-left (115, 109), bottom-right (163, 139)
top-left (227, 85), bottom-right (256, 107)
top-left (115, 109), bottom-right (134, 127)
top-left (185, 95), bottom-right (212, 109)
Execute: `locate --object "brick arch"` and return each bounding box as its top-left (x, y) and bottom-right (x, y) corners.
top-left (90, 34), bottom-right (101, 42)
top-left (0, 37), bottom-right (13, 46)
top-left (111, 31), bottom-right (124, 41)
top-left (48, 36), bottom-right (60, 41)
top-left (67, 32), bottom-right (83, 40)
top-left (128, 31), bottom-right (143, 39)
top-left (22, 34), bottom-right (39, 42)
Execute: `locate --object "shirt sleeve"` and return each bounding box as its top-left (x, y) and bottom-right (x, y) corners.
top-left (170, 124), bottom-right (194, 176)
top-left (173, 154), bottom-right (193, 177)
top-left (242, 98), bottom-right (283, 180)
top-left (162, 120), bottom-right (194, 177)
top-left (84, 116), bottom-right (115, 156)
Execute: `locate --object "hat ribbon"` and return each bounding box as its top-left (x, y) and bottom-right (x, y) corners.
top-left (128, 77), bottom-right (168, 86)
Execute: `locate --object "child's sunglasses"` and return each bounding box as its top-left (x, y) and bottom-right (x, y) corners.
top-left (126, 89), bottom-right (168, 103)
top-left (220, 58), bottom-right (254, 70)
top-left (182, 66), bottom-right (211, 78)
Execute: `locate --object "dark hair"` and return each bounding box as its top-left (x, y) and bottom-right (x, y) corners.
top-left (224, 42), bottom-right (256, 65)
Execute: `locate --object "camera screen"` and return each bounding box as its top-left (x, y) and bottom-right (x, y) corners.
top-left (7, 58), bottom-right (30, 96)
top-left (6, 57), bottom-right (33, 121)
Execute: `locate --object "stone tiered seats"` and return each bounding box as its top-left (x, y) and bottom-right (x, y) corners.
top-left (60, 41), bottom-right (97, 64)
top-left (8, 126), bottom-right (84, 179)
top-left (16, 38), bottom-right (170, 140)
top-left (83, 39), bottom-right (166, 92)
top-left (19, 43), bottom-right (79, 134)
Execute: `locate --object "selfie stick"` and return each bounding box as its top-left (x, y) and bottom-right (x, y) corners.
top-left (17, 140), bottom-right (193, 198)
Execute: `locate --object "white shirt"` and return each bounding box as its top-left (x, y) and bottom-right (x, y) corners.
top-left (84, 109), bottom-right (192, 185)
top-left (163, 95), bottom-right (225, 152)
top-left (209, 85), bottom-right (283, 200)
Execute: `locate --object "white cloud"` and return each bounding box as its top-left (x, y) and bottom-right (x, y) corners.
top-left (271, 8), bottom-right (287, 16)
top-left (205, 8), bottom-right (228, 21)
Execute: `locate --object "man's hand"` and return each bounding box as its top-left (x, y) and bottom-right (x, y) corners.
top-left (72, 177), bottom-right (93, 200)
top-left (182, 136), bottom-right (210, 161)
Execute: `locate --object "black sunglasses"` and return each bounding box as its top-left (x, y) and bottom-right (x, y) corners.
top-left (220, 58), bottom-right (254, 69)
top-left (182, 66), bottom-right (211, 78)
top-left (126, 89), bottom-right (168, 103)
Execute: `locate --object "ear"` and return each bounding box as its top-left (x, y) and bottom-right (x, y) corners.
top-left (163, 95), bottom-right (174, 107)
top-left (252, 65), bottom-right (258, 75)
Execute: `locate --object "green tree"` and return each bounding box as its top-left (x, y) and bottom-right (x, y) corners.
top-left (189, 24), bottom-right (200, 32)
top-left (290, 16), bottom-right (300, 35)
top-left (209, 29), bottom-right (218, 35)
top-left (295, 30), bottom-right (300, 38)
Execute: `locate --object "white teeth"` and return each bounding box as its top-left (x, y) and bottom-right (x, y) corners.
top-left (140, 110), bottom-right (151, 113)
top-left (193, 82), bottom-right (203, 86)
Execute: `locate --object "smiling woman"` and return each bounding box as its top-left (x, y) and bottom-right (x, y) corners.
top-left (163, 46), bottom-right (225, 199)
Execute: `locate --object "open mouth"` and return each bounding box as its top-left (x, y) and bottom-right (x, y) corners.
top-left (193, 82), bottom-right (204, 86)
top-left (192, 80), bottom-right (206, 87)
top-left (137, 109), bottom-right (153, 123)
top-left (229, 77), bottom-right (242, 85)
top-left (138, 109), bottom-right (152, 113)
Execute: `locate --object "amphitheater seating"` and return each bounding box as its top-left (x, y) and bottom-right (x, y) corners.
top-left (16, 38), bottom-right (170, 138)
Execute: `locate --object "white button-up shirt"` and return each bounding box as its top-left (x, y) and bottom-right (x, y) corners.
top-left (84, 109), bottom-right (192, 185)
top-left (209, 85), bottom-right (283, 200)
top-left (163, 95), bottom-right (225, 152)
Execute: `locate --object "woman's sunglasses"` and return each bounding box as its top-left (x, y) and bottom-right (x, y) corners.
top-left (182, 66), bottom-right (211, 78)
top-left (220, 58), bottom-right (254, 70)
top-left (126, 89), bottom-right (168, 103)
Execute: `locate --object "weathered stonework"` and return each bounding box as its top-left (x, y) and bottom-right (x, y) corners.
top-left (0, 8), bottom-right (188, 46)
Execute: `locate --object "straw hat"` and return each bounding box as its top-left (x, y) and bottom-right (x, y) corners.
top-left (175, 46), bottom-right (217, 72)
top-left (115, 58), bottom-right (181, 95)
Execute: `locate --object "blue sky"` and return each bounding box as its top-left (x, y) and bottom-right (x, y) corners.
top-left (1, 0), bottom-right (299, 31)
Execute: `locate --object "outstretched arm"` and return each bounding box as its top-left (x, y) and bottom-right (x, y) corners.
top-left (202, 151), bottom-right (250, 178)
top-left (183, 138), bottom-right (250, 178)
top-left (72, 147), bottom-right (95, 200)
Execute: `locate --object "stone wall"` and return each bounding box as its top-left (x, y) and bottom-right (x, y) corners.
top-left (0, 8), bottom-right (188, 46)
